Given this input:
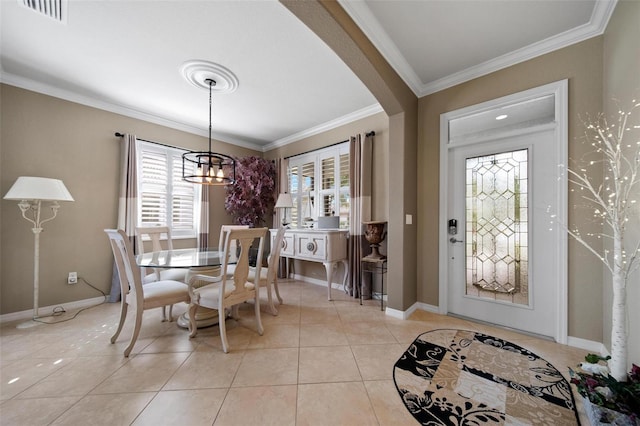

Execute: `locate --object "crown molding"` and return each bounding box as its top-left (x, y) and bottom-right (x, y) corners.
top-left (263, 103), bottom-right (383, 152)
top-left (340, 0), bottom-right (618, 98)
top-left (338, 0), bottom-right (423, 96)
top-left (419, 0), bottom-right (618, 96)
top-left (0, 70), bottom-right (264, 152)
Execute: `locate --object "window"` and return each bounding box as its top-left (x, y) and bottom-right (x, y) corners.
top-left (137, 141), bottom-right (198, 238)
top-left (287, 142), bottom-right (349, 229)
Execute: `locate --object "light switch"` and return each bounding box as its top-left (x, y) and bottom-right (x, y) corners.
top-left (405, 214), bottom-right (413, 225)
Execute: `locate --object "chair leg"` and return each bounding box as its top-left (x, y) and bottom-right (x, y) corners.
top-left (219, 305), bottom-right (230, 353)
top-left (273, 277), bottom-right (283, 304)
top-left (265, 280), bottom-right (278, 316)
top-left (167, 304), bottom-right (174, 322)
top-left (230, 305), bottom-right (240, 320)
top-left (161, 306), bottom-right (168, 322)
top-left (124, 307), bottom-right (143, 357)
top-left (110, 300), bottom-right (128, 344)
top-left (188, 303), bottom-right (198, 338)
top-left (254, 295), bottom-right (264, 336)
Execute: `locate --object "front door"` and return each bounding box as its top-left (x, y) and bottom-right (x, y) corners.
top-left (439, 81), bottom-right (568, 342)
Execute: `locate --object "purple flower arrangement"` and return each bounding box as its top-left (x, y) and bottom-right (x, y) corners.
top-left (224, 156), bottom-right (276, 227)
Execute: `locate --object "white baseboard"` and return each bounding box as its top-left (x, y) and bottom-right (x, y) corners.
top-left (291, 273), bottom-right (345, 290)
top-left (417, 302), bottom-right (440, 313)
top-left (0, 296), bottom-right (109, 324)
top-left (385, 302), bottom-right (440, 319)
top-left (567, 336), bottom-right (609, 354)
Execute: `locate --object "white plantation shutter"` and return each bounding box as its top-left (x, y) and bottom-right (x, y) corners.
top-left (289, 165), bottom-right (299, 227)
top-left (339, 152), bottom-right (350, 228)
top-left (138, 141), bottom-right (196, 238)
top-left (171, 153), bottom-right (195, 231)
top-left (287, 142), bottom-right (349, 229)
top-left (140, 149), bottom-right (168, 227)
top-left (321, 156), bottom-right (335, 216)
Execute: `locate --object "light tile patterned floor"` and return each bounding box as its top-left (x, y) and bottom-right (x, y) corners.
top-left (0, 280), bottom-right (591, 425)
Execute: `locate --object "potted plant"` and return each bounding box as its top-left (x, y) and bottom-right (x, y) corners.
top-left (569, 355), bottom-right (639, 425)
top-left (563, 101), bottom-right (640, 381)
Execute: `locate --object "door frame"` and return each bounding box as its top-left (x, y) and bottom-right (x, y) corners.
top-left (438, 80), bottom-right (569, 343)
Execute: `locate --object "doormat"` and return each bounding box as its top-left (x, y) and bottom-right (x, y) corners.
top-left (393, 329), bottom-right (579, 425)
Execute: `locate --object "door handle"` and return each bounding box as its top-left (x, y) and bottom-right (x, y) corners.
top-left (449, 237), bottom-right (464, 244)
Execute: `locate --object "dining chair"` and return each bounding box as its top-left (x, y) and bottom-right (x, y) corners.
top-left (185, 224), bottom-right (249, 290)
top-left (105, 229), bottom-right (190, 357)
top-left (248, 225), bottom-right (287, 315)
top-left (218, 224), bottom-right (250, 253)
top-left (187, 227), bottom-right (267, 353)
top-left (136, 226), bottom-right (187, 321)
top-left (217, 225), bottom-right (249, 277)
top-left (135, 226), bottom-right (187, 283)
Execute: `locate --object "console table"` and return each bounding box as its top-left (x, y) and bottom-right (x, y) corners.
top-left (270, 228), bottom-right (349, 300)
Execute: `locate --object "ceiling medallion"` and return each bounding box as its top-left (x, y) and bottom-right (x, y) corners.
top-left (180, 60), bottom-right (239, 93)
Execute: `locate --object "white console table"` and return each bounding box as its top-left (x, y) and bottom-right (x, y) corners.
top-left (270, 228), bottom-right (349, 300)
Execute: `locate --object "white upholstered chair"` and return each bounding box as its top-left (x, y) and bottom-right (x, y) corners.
top-left (248, 225), bottom-right (286, 315)
top-left (187, 227), bottom-right (267, 353)
top-left (105, 229), bottom-right (189, 357)
top-left (136, 226), bottom-right (187, 320)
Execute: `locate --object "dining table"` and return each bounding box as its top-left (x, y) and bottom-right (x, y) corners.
top-left (136, 247), bottom-right (234, 329)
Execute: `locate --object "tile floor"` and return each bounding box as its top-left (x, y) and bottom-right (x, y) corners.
top-left (1, 279), bottom-right (591, 425)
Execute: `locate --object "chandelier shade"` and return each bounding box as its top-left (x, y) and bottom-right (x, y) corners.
top-left (182, 77), bottom-right (236, 185)
top-left (182, 151), bottom-right (236, 185)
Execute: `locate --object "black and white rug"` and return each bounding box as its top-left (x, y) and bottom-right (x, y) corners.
top-left (393, 329), bottom-right (579, 425)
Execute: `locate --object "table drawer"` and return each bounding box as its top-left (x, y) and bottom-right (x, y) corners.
top-left (295, 234), bottom-right (327, 261)
top-left (280, 233), bottom-right (295, 257)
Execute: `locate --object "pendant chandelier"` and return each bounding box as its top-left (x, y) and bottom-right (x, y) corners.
top-left (182, 78), bottom-right (236, 185)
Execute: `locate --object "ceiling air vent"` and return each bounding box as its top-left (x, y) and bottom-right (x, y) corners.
top-left (18, 0), bottom-right (68, 23)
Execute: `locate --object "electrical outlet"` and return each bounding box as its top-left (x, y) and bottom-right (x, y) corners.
top-left (67, 272), bottom-right (78, 285)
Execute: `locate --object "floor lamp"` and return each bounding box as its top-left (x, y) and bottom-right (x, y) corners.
top-left (4, 177), bottom-right (74, 328)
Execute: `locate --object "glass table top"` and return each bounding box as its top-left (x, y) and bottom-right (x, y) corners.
top-left (136, 248), bottom-right (228, 269)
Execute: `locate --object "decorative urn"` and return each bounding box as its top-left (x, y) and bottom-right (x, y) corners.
top-left (363, 221), bottom-right (387, 260)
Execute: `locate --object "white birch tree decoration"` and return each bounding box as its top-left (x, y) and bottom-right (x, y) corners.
top-left (565, 100), bottom-right (640, 381)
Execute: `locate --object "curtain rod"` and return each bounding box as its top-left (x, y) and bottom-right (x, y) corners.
top-left (114, 132), bottom-right (186, 151)
top-left (284, 130), bottom-right (375, 159)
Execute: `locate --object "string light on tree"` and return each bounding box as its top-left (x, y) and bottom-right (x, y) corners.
top-left (553, 100), bottom-right (640, 381)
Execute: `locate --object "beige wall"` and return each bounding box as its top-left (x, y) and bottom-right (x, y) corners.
top-left (602, 0), bottom-right (640, 369)
top-left (0, 85), bottom-right (260, 314)
top-left (417, 37), bottom-right (605, 341)
top-left (265, 111), bottom-right (389, 283)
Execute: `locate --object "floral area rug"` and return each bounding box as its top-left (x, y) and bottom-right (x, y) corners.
top-left (393, 329), bottom-right (579, 425)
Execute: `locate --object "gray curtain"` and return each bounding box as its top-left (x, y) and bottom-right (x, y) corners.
top-left (196, 185), bottom-right (210, 249)
top-left (348, 133), bottom-right (372, 298)
top-left (109, 134), bottom-right (139, 302)
top-left (275, 157), bottom-right (289, 278)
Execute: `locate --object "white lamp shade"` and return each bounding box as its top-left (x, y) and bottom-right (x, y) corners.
top-left (4, 177), bottom-right (74, 201)
top-left (275, 193), bottom-right (293, 208)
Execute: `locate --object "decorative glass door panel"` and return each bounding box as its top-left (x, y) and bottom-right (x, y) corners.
top-left (465, 149), bottom-right (529, 306)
